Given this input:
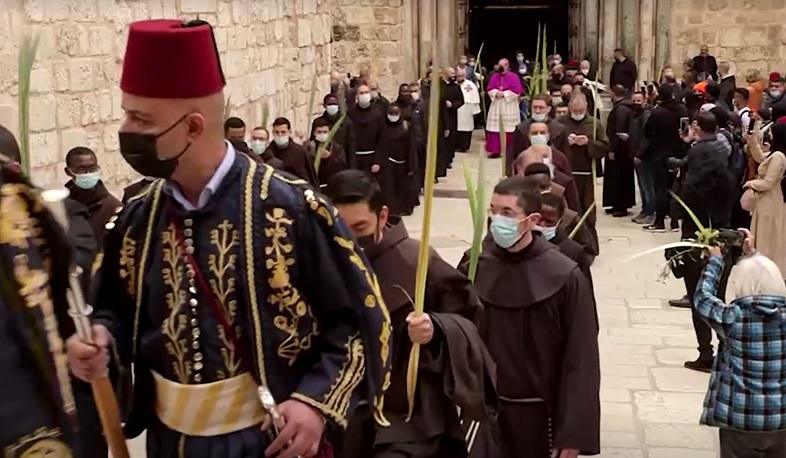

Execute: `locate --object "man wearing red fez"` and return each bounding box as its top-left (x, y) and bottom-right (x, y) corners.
top-left (65, 19), bottom-right (392, 458)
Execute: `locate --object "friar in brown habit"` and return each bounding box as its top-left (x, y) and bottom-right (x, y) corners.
top-left (376, 103), bottom-right (418, 217)
top-left (329, 170), bottom-right (498, 458)
top-left (263, 116), bottom-right (318, 185)
top-left (305, 116), bottom-right (347, 191)
top-left (557, 89), bottom-right (609, 255)
top-left (459, 176), bottom-right (600, 458)
top-left (349, 84), bottom-right (386, 175)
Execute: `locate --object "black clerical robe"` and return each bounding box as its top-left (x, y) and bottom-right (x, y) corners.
top-left (437, 80), bottom-right (464, 178)
top-left (508, 119), bottom-right (570, 177)
top-left (349, 105), bottom-right (385, 173)
top-left (305, 140), bottom-right (347, 190)
top-left (339, 222), bottom-right (495, 458)
top-left (263, 140), bottom-right (318, 185)
top-left (603, 98), bottom-right (636, 212)
top-left (460, 236), bottom-right (600, 458)
top-left (377, 119), bottom-right (417, 217)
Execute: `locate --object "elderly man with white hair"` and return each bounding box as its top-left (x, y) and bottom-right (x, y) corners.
top-left (695, 229), bottom-right (786, 458)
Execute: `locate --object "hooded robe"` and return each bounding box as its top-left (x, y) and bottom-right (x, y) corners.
top-left (459, 235), bottom-right (600, 458)
top-left (339, 222), bottom-right (497, 458)
top-left (377, 119), bottom-right (417, 217)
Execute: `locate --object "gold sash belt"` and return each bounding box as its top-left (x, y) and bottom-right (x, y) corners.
top-left (152, 371), bottom-right (266, 437)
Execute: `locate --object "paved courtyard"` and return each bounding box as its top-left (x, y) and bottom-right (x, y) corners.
top-left (126, 137), bottom-right (721, 457)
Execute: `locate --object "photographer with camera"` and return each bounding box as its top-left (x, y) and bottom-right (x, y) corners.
top-left (695, 229), bottom-right (786, 457)
top-left (670, 111), bottom-right (738, 372)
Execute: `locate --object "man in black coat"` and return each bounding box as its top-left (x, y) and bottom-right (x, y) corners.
top-left (643, 85), bottom-right (689, 231)
top-left (603, 85), bottom-right (637, 216)
top-left (610, 48), bottom-right (638, 92)
top-left (692, 45), bottom-right (718, 81)
top-left (437, 66), bottom-right (464, 179)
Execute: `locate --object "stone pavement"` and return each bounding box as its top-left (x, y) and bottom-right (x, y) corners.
top-left (126, 137), bottom-right (721, 457)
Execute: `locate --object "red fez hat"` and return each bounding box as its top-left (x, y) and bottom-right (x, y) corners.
top-left (770, 72), bottom-right (781, 81)
top-left (776, 116), bottom-right (786, 124)
top-left (120, 19), bottom-right (225, 99)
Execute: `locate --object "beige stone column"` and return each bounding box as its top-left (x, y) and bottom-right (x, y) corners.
top-left (619, 0), bottom-right (638, 63)
top-left (418, 0), bottom-right (437, 75)
top-left (654, 0), bottom-right (671, 78)
top-left (639, 0), bottom-right (656, 84)
top-left (402, 0), bottom-right (417, 81)
top-left (437, 0), bottom-right (456, 67)
top-left (599, 0), bottom-right (618, 83)
top-left (584, 0), bottom-right (600, 74)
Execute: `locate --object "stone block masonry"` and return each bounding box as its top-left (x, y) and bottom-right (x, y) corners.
top-left (0, 0), bottom-right (334, 194)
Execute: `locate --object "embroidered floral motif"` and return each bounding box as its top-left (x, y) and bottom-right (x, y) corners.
top-left (4, 427), bottom-right (71, 458)
top-left (208, 220), bottom-right (242, 379)
top-left (264, 208), bottom-right (317, 365)
top-left (160, 224), bottom-right (191, 383)
top-left (118, 233), bottom-right (136, 296)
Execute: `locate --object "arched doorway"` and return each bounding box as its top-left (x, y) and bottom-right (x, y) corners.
top-left (466, 0), bottom-right (571, 66)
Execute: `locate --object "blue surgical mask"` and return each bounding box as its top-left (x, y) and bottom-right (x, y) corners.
top-left (771, 90), bottom-right (782, 99)
top-left (250, 140), bottom-right (267, 154)
top-left (537, 225), bottom-right (558, 241)
top-left (325, 104), bottom-right (340, 116)
top-left (74, 171), bottom-right (100, 190)
top-left (274, 136), bottom-right (289, 148)
top-left (531, 134), bottom-right (549, 146)
top-left (531, 112), bottom-right (548, 122)
top-left (571, 113), bottom-right (586, 122)
top-left (489, 215), bottom-right (525, 249)
top-left (387, 115), bottom-right (400, 123)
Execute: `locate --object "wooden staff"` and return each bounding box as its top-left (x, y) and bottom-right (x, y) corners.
top-left (41, 189), bottom-right (130, 458)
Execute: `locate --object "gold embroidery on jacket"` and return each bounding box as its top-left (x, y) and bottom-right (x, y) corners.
top-left (332, 236), bottom-right (392, 364)
top-left (0, 184), bottom-right (39, 249)
top-left (119, 235), bottom-right (136, 296)
top-left (208, 220), bottom-right (242, 379)
top-left (260, 164), bottom-right (274, 200)
top-left (245, 160), bottom-right (269, 387)
top-left (4, 427), bottom-right (71, 458)
top-left (290, 334), bottom-right (365, 428)
top-left (271, 173), bottom-right (307, 186)
top-left (264, 208), bottom-right (317, 365)
top-left (90, 251), bottom-right (104, 278)
top-left (160, 224), bottom-right (191, 383)
top-left (132, 180), bottom-right (165, 364)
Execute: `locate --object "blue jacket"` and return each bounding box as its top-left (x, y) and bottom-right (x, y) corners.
top-left (695, 255), bottom-right (786, 431)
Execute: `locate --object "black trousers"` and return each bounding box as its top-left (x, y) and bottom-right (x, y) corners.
top-left (720, 428), bottom-right (786, 458)
top-left (683, 255), bottom-right (731, 358)
top-left (653, 161), bottom-right (673, 227)
top-left (457, 131), bottom-right (473, 152)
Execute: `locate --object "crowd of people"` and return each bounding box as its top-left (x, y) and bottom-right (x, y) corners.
top-left (0, 13), bottom-right (785, 458)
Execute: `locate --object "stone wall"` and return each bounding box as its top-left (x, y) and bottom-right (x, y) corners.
top-left (0, 0), bottom-right (332, 194)
top-left (330, 0), bottom-right (405, 99)
top-left (669, 0), bottom-right (786, 79)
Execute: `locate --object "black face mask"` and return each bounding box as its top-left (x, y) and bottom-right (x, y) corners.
top-left (119, 115), bottom-right (192, 180)
top-left (356, 222), bottom-right (381, 258)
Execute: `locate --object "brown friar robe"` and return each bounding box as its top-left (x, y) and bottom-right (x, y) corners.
top-left (66, 180), bottom-right (121, 248)
top-left (548, 229), bottom-right (597, 329)
top-left (377, 119), bottom-right (418, 217)
top-left (305, 140), bottom-right (347, 191)
top-left (461, 235), bottom-right (600, 458)
top-left (348, 104), bottom-right (385, 173)
top-left (559, 207), bottom-right (597, 264)
top-left (557, 114), bottom-right (609, 255)
top-left (262, 140), bottom-right (318, 185)
top-left (508, 118), bottom-right (570, 177)
top-left (340, 222), bottom-right (496, 458)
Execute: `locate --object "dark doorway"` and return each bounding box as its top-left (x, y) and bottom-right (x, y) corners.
top-left (467, 0), bottom-right (570, 69)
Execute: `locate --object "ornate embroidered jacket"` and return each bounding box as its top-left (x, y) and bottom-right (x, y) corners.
top-left (0, 157), bottom-right (76, 457)
top-left (91, 153), bottom-right (392, 440)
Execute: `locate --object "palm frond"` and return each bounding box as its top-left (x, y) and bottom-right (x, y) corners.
top-left (568, 201), bottom-right (596, 240)
top-left (313, 113), bottom-right (346, 175)
top-left (405, 50), bottom-right (442, 422)
top-left (18, 33), bottom-right (40, 176)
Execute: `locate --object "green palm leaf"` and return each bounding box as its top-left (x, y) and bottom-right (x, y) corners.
top-left (18, 33), bottom-right (40, 176)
